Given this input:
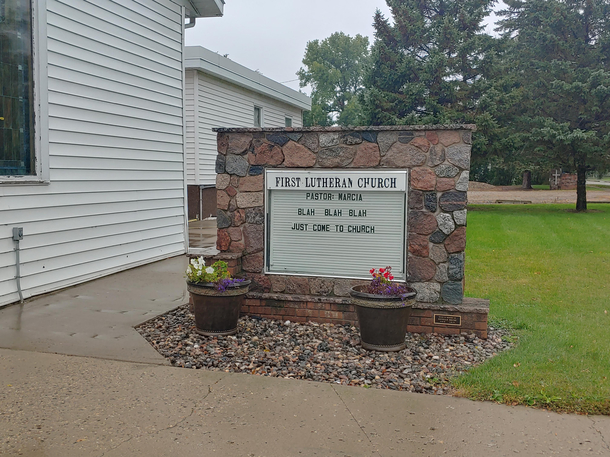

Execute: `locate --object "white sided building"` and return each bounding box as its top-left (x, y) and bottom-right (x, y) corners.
top-left (0, 0), bottom-right (224, 307)
top-left (184, 46), bottom-right (311, 220)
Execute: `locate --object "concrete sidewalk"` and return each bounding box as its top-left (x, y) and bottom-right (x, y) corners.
top-left (0, 256), bottom-right (190, 364)
top-left (1, 349), bottom-right (609, 456)
top-left (0, 257), bottom-right (609, 456)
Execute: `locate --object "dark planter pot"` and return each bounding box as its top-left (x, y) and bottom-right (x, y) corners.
top-left (349, 285), bottom-right (416, 352)
top-left (187, 280), bottom-right (251, 336)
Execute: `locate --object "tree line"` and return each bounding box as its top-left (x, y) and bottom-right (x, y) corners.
top-left (297, 0), bottom-right (610, 211)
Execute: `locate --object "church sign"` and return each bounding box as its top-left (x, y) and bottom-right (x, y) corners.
top-left (265, 170), bottom-right (408, 280)
top-left (211, 126), bottom-right (489, 339)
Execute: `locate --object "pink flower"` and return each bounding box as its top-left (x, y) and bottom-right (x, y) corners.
top-left (379, 268), bottom-right (385, 273)
top-left (389, 275), bottom-right (394, 280)
top-left (369, 268), bottom-right (375, 274)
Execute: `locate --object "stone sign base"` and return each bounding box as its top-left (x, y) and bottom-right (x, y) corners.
top-left (197, 253), bottom-right (489, 340)
top-left (240, 293), bottom-right (489, 339)
top-left (194, 125), bottom-right (492, 340)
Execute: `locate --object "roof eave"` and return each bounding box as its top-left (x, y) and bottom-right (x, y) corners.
top-left (183, 0), bottom-right (224, 18)
top-left (185, 46), bottom-right (312, 111)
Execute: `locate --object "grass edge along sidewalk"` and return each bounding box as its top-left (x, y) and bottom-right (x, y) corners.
top-left (454, 203), bottom-right (610, 415)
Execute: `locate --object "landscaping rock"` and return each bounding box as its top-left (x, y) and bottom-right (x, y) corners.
top-left (137, 310), bottom-right (513, 396)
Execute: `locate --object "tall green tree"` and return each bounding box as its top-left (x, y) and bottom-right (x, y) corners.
top-left (361, 0), bottom-right (497, 126)
top-left (297, 32), bottom-right (370, 126)
top-left (497, 0), bottom-right (610, 211)
top-left (361, 0), bottom-right (507, 183)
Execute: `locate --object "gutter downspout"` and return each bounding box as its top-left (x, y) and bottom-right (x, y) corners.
top-left (13, 228), bottom-right (24, 303)
top-left (185, 16), bottom-right (196, 28)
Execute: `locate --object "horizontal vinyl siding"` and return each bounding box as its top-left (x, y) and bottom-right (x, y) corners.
top-left (0, 0), bottom-right (187, 307)
top-left (184, 71), bottom-right (303, 186)
top-left (185, 70), bottom-right (197, 183)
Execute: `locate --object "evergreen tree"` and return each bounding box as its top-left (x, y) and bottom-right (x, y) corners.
top-left (361, 0), bottom-right (497, 126)
top-left (498, 0), bottom-right (610, 211)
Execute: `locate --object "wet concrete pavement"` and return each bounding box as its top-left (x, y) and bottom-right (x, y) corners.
top-left (2, 348), bottom-right (609, 457)
top-left (1, 256), bottom-right (609, 456)
top-left (0, 256), bottom-right (189, 364)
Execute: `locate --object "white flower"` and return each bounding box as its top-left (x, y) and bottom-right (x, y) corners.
top-left (190, 259), bottom-right (197, 266)
top-left (205, 267), bottom-right (214, 274)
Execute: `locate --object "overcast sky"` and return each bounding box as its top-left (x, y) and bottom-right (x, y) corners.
top-left (185, 1), bottom-right (393, 93)
top-left (185, 1), bottom-right (501, 95)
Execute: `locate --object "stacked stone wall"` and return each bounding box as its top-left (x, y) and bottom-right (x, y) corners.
top-left (211, 125), bottom-right (488, 338)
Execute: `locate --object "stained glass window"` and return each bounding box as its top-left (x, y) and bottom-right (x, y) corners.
top-left (0, 0), bottom-right (35, 176)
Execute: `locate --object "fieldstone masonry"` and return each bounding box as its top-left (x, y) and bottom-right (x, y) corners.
top-left (208, 126), bottom-right (489, 338)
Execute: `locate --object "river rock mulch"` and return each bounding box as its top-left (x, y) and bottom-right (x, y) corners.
top-left (136, 305), bottom-right (514, 395)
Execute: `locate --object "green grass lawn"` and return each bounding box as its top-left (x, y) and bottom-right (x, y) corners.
top-left (454, 204), bottom-right (610, 414)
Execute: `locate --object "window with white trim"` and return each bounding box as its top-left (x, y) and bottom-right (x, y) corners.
top-left (1, 0), bottom-right (35, 175)
top-left (284, 116), bottom-right (292, 127)
top-left (253, 106), bottom-right (262, 127)
top-left (0, 0), bottom-right (47, 182)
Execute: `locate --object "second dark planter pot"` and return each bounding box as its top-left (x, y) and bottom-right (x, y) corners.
top-left (187, 281), bottom-right (251, 336)
top-left (349, 285), bottom-right (417, 352)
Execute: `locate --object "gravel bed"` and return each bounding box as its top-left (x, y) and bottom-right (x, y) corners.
top-left (137, 305), bottom-right (514, 395)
